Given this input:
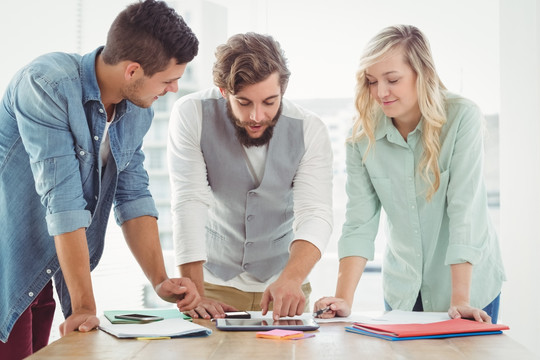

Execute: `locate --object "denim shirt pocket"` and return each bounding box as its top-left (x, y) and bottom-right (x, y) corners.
top-left (114, 150), bottom-right (134, 172)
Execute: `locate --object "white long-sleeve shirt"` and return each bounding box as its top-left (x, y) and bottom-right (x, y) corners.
top-left (167, 87), bottom-right (333, 291)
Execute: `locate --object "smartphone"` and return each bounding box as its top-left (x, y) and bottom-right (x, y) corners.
top-left (224, 311), bottom-right (251, 319)
top-left (114, 313), bottom-right (164, 322)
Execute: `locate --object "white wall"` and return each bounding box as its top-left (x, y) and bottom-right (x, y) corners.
top-left (499, 0), bottom-right (540, 356)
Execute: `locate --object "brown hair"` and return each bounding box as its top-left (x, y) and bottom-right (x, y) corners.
top-left (101, 0), bottom-right (198, 77)
top-left (213, 32), bottom-right (290, 94)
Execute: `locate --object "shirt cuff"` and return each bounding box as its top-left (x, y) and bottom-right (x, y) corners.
top-left (445, 243), bottom-right (483, 265)
top-left (46, 209), bottom-right (92, 236)
top-left (294, 218), bottom-right (332, 253)
top-left (114, 197), bottom-right (159, 225)
top-left (338, 233), bottom-right (376, 260)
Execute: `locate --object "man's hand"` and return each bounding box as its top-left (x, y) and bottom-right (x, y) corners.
top-left (184, 297), bottom-right (238, 319)
top-left (260, 278), bottom-right (305, 321)
top-left (58, 312), bottom-right (100, 337)
top-left (155, 277), bottom-right (201, 311)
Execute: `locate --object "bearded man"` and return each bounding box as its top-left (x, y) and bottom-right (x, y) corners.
top-left (167, 32), bottom-right (333, 321)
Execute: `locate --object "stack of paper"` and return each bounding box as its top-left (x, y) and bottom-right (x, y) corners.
top-left (346, 318), bottom-right (509, 341)
top-left (103, 309), bottom-right (191, 324)
top-left (99, 317), bottom-right (211, 339)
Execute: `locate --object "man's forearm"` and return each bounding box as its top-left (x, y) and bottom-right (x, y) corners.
top-left (278, 240), bottom-right (321, 284)
top-left (122, 216), bottom-right (168, 288)
top-left (54, 228), bottom-right (96, 314)
top-left (179, 261), bottom-right (206, 295)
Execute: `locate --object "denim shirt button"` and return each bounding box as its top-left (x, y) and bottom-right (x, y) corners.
top-left (94, 136), bottom-right (99, 141)
top-left (79, 150), bottom-right (85, 156)
top-left (99, 108), bottom-right (104, 113)
top-left (46, 269), bottom-right (52, 274)
top-left (28, 292), bottom-right (34, 297)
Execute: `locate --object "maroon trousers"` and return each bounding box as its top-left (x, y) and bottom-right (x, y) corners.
top-left (0, 281), bottom-right (55, 360)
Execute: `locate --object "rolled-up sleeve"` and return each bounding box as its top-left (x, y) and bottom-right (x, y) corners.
top-left (444, 102), bottom-right (490, 265)
top-left (167, 96), bottom-right (214, 266)
top-left (14, 68), bottom-right (90, 236)
top-left (292, 113), bottom-right (333, 253)
top-left (114, 196), bottom-right (158, 225)
top-left (113, 140), bottom-right (158, 225)
top-left (338, 141), bottom-right (381, 260)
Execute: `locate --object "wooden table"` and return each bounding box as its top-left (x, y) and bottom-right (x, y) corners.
top-left (27, 320), bottom-right (536, 360)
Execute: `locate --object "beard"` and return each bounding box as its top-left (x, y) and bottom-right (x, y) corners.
top-left (122, 78), bottom-right (161, 109)
top-left (226, 100), bottom-right (282, 147)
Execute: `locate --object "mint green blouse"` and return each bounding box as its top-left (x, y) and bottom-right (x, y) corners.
top-left (339, 92), bottom-right (506, 311)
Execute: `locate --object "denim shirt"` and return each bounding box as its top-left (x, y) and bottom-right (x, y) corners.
top-left (0, 47), bottom-right (159, 342)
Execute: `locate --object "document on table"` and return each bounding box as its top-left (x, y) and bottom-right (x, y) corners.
top-left (98, 317), bottom-right (212, 339)
top-left (103, 308), bottom-right (191, 324)
top-left (314, 310), bottom-right (451, 324)
top-left (247, 311), bottom-right (314, 320)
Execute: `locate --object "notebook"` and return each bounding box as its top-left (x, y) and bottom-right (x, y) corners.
top-left (99, 317), bottom-right (211, 339)
top-left (103, 308), bottom-right (191, 324)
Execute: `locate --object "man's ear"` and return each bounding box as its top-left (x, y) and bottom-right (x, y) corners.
top-left (124, 62), bottom-right (142, 80)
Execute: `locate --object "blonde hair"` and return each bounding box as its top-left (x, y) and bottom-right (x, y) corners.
top-left (350, 24), bottom-right (447, 200)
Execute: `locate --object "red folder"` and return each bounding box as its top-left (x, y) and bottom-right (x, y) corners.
top-left (346, 318), bottom-right (509, 341)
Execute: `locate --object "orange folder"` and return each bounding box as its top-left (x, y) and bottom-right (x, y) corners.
top-left (346, 318), bottom-right (509, 341)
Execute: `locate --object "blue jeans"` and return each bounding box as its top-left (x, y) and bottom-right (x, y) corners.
top-left (385, 293), bottom-right (501, 324)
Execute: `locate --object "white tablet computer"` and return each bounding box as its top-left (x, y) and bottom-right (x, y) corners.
top-left (215, 318), bottom-right (319, 331)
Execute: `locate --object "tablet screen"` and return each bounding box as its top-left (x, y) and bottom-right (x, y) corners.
top-left (215, 318), bottom-right (319, 331)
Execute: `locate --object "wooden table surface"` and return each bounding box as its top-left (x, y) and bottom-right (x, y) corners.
top-left (27, 320), bottom-right (536, 360)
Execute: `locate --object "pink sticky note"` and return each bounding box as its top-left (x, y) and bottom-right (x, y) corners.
top-left (256, 329), bottom-right (304, 339)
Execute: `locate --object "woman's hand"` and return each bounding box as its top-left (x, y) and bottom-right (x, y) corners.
top-left (448, 304), bottom-right (491, 323)
top-left (313, 296), bottom-right (351, 318)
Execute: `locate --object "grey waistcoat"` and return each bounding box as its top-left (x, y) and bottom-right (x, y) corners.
top-left (200, 97), bottom-right (305, 282)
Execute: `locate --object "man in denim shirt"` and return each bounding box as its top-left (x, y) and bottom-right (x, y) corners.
top-left (0, 1), bottom-right (200, 358)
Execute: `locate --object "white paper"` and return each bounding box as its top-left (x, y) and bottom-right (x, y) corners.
top-left (370, 310), bottom-right (451, 324)
top-left (314, 310), bottom-right (451, 324)
top-left (246, 311), bottom-right (314, 320)
top-left (98, 316), bottom-right (212, 338)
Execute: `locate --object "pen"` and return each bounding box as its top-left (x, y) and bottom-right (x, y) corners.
top-left (312, 306), bottom-right (331, 317)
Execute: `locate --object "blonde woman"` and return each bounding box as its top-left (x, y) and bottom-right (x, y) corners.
top-left (314, 25), bottom-right (505, 323)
